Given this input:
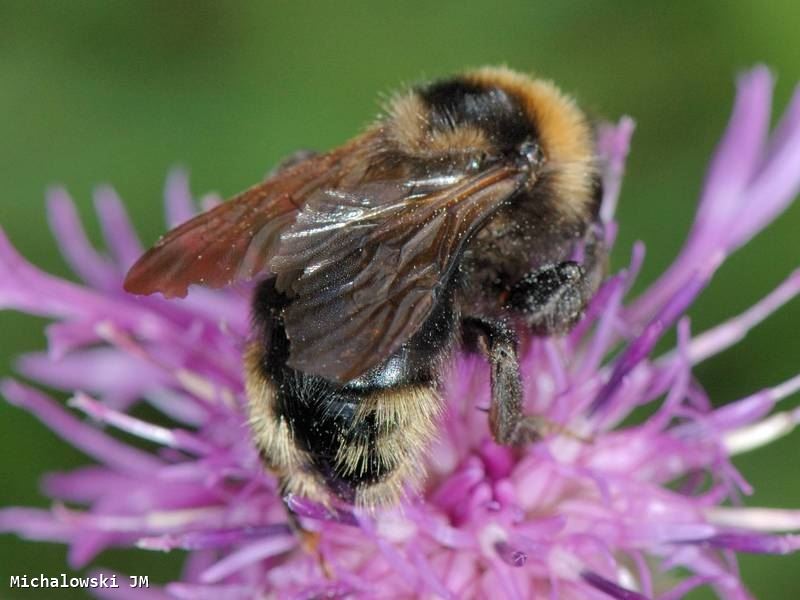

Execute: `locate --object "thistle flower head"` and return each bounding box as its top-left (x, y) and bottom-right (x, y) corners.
top-left (3, 66), bottom-right (800, 599)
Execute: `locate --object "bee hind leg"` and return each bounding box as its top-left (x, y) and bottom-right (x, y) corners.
top-left (280, 488), bottom-right (335, 578)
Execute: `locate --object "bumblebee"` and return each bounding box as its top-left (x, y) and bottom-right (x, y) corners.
top-left (124, 67), bottom-right (605, 508)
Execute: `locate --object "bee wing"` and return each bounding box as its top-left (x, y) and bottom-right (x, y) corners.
top-left (123, 142), bottom-right (369, 299)
top-left (271, 164), bottom-right (526, 382)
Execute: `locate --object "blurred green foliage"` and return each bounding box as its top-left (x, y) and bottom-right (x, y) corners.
top-left (1, 1), bottom-right (799, 598)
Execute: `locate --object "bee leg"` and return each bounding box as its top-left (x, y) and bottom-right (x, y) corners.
top-left (463, 318), bottom-right (543, 445)
top-left (506, 261), bottom-right (592, 334)
top-left (507, 226), bottom-right (606, 333)
top-left (281, 492), bottom-right (334, 578)
top-left (266, 149), bottom-right (320, 178)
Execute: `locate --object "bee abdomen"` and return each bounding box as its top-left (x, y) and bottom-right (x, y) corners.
top-left (245, 338), bottom-right (444, 507)
top-left (289, 383), bottom-right (442, 506)
top-left (246, 277), bottom-right (455, 507)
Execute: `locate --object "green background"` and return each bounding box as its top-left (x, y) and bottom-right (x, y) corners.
top-left (2, 2), bottom-right (799, 598)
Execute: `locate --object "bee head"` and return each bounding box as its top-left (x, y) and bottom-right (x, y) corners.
top-left (473, 67), bottom-right (599, 221)
top-left (387, 67), bottom-right (599, 220)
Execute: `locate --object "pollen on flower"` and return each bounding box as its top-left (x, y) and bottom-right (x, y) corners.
top-left (2, 66), bottom-right (800, 599)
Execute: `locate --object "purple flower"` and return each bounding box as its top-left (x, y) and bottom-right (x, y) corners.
top-left (3, 66), bottom-right (800, 599)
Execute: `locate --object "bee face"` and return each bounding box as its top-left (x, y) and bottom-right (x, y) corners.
top-left (124, 67), bottom-right (607, 509)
